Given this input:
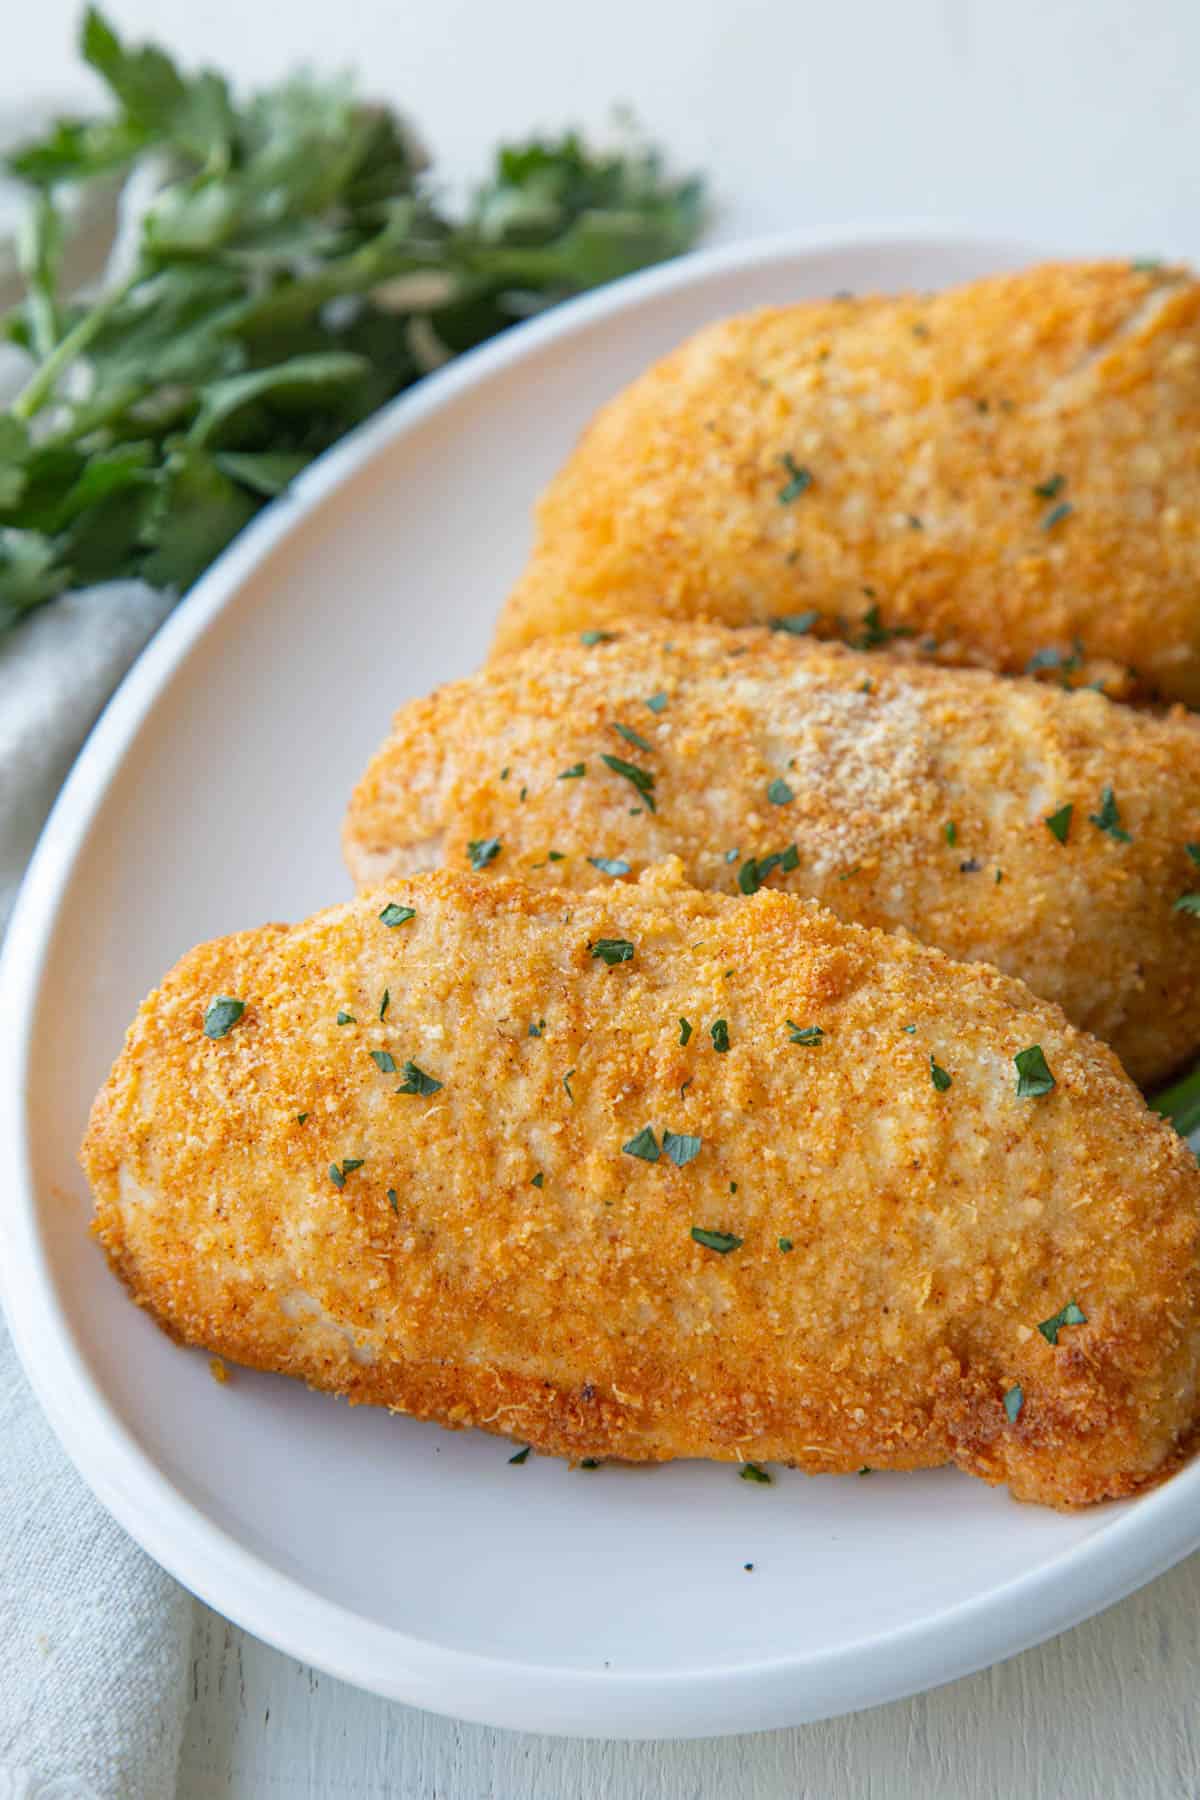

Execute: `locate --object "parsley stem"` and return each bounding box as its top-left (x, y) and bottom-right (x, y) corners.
top-left (10, 269), bottom-right (141, 422)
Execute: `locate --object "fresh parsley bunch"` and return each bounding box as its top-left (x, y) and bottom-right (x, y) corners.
top-left (0, 9), bottom-right (704, 632)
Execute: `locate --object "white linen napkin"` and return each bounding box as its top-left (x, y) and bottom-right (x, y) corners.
top-left (0, 138), bottom-right (194, 1800)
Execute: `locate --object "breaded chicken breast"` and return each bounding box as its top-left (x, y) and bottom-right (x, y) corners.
top-left (494, 261), bottom-right (1200, 703)
top-left (82, 867), bottom-right (1200, 1509)
top-left (344, 622), bottom-right (1200, 1087)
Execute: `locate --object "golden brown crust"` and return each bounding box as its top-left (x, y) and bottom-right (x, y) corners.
top-left (82, 868), bottom-right (1200, 1509)
top-left (495, 261), bottom-right (1200, 703)
top-left (344, 621), bottom-right (1200, 1086)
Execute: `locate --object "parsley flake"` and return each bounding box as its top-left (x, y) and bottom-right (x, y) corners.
top-left (691, 1226), bottom-right (743, 1254)
top-left (563, 1068), bottom-right (575, 1101)
top-left (663, 1130), bottom-right (701, 1167)
top-left (1175, 893), bottom-right (1200, 917)
top-left (328, 1158), bottom-right (363, 1189)
top-left (337, 1010), bottom-right (356, 1026)
top-left (1044, 804), bottom-right (1073, 845)
top-left (679, 1017), bottom-right (692, 1045)
top-left (600, 752), bottom-right (656, 812)
top-left (930, 1056), bottom-right (952, 1092)
top-left (1038, 1300), bottom-right (1087, 1345)
top-left (396, 1061), bottom-right (442, 1096)
top-left (1187, 845), bottom-right (1200, 865)
top-left (778, 454), bottom-right (813, 503)
top-left (944, 821), bottom-right (957, 847)
top-left (590, 937), bottom-right (635, 965)
top-left (580, 629), bottom-right (615, 646)
top-left (1014, 1045), bottom-right (1055, 1096)
top-left (787, 1021), bottom-right (824, 1045)
top-left (778, 1237), bottom-right (794, 1252)
top-left (379, 903), bottom-right (415, 928)
top-left (509, 1446), bottom-right (531, 1464)
top-left (588, 856), bottom-right (630, 878)
top-left (613, 721), bottom-right (653, 754)
top-left (1090, 787), bottom-right (1131, 843)
top-left (379, 988), bottom-right (390, 1019)
top-left (529, 1020), bottom-right (545, 1037)
top-left (623, 1126), bottom-right (660, 1163)
top-left (467, 837), bottom-right (502, 869)
top-left (296, 1112), bottom-right (308, 1124)
top-left (769, 611), bottom-right (820, 636)
top-left (645, 692), bottom-right (668, 713)
top-left (370, 1050), bottom-right (397, 1073)
top-left (1042, 501), bottom-right (1073, 530)
top-left (710, 1018), bottom-right (730, 1054)
top-left (531, 1172), bottom-right (544, 1189)
top-left (1004, 1384), bottom-right (1024, 1423)
top-left (387, 1189), bottom-right (399, 1213)
top-left (738, 844), bottom-right (798, 893)
top-left (203, 996), bottom-right (244, 1039)
top-left (1033, 474), bottom-right (1065, 501)
top-left (740, 1463), bottom-right (772, 1484)
top-left (558, 762), bottom-right (586, 780)
top-left (767, 777), bottom-right (794, 806)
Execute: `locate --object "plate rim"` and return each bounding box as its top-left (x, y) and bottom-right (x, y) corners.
top-left (5, 219), bottom-right (1198, 1740)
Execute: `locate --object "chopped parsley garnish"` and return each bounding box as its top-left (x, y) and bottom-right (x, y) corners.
top-left (710, 1018), bottom-right (730, 1054)
top-left (623, 1126), bottom-right (660, 1163)
top-left (724, 848), bottom-right (739, 864)
top-left (588, 856), bottom-right (630, 878)
top-left (738, 844), bottom-right (798, 893)
top-left (379, 988), bottom-right (390, 1019)
top-left (778, 454), bottom-right (813, 503)
top-left (387, 1189), bottom-right (399, 1213)
top-left (930, 1056), bottom-right (952, 1092)
top-left (1089, 787), bottom-right (1131, 843)
top-left (590, 937), bottom-right (635, 965)
top-left (691, 1226), bottom-right (743, 1254)
top-left (328, 1158), bottom-right (363, 1189)
top-left (787, 1021), bottom-right (824, 1045)
top-left (1187, 845), bottom-right (1200, 865)
top-left (767, 777), bottom-right (794, 805)
top-left (600, 752), bottom-right (656, 812)
top-left (580, 629), bottom-right (616, 646)
top-left (336, 1010), bottom-right (357, 1026)
top-left (902, 1024), bottom-right (916, 1034)
top-left (500, 768), bottom-right (510, 782)
top-left (908, 515), bottom-right (923, 530)
top-left (663, 1130), bottom-right (702, 1167)
top-left (1014, 1045), bottom-right (1055, 1096)
top-left (468, 837), bottom-right (502, 869)
top-left (855, 603), bottom-right (916, 650)
top-left (645, 692), bottom-right (668, 713)
top-left (1033, 474), bottom-right (1065, 501)
top-left (531, 1172), bottom-right (544, 1188)
top-left (563, 1068), bottom-right (575, 1101)
top-left (959, 858), bottom-right (982, 873)
top-left (1038, 1300), bottom-right (1087, 1345)
top-left (1175, 894), bottom-right (1200, 917)
top-left (529, 1019), bottom-right (545, 1037)
top-left (548, 851), bottom-right (565, 862)
top-left (769, 611), bottom-right (820, 636)
top-left (778, 1237), bottom-right (794, 1252)
top-left (370, 1050), bottom-right (397, 1073)
top-left (509, 1446), bottom-right (531, 1464)
top-left (943, 820), bottom-right (957, 847)
top-left (202, 996), bottom-right (244, 1039)
top-left (296, 1112), bottom-right (308, 1124)
top-left (396, 1061), bottom-right (442, 1096)
top-left (1003, 1384), bottom-right (1024, 1423)
top-left (613, 721), bottom-right (653, 754)
top-left (740, 1463), bottom-right (772, 1484)
top-left (379, 903), bottom-right (415, 928)
top-left (1044, 804), bottom-right (1073, 845)
top-left (1042, 501), bottom-right (1073, 530)
top-left (580, 1459), bottom-right (602, 1469)
top-left (558, 762), bottom-right (586, 780)
top-left (679, 1017), bottom-right (692, 1045)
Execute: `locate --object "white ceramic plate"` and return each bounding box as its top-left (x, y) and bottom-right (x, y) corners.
top-left (5, 226), bottom-right (1200, 1742)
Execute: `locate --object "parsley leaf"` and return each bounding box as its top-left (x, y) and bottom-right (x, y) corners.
top-left (379, 903), bottom-right (415, 928)
top-left (1038, 1301), bottom-right (1087, 1345)
top-left (1003, 1384), bottom-right (1024, 1423)
top-left (767, 777), bottom-right (794, 805)
top-left (787, 1021), bottom-right (823, 1045)
top-left (769, 611), bottom-right (820, 636)
top-left (662, 1129), bottom-right (702, 1167)
top-left (369, 1049), bottom-right (397, 1073)
top-left (1033, 474), bottom-right (1065, 501)
top-left (509, 1445), bottom-right (531, 1464)
top-left (623, 1126), bottom-right (660, 1162)
top-left (613, 721), bottom-right (653, 754)
top-left (379, 988), bottom-right (390, 1019)
top-left (531, 1171), bottom-right (544, 1188)
top-left (336, 1010), bottom-right (356, 1026)
top-left (1175, 893), bottom-right (1200, 917)
top-left (710, 1018), bottom-right (730, 1053)
top-left (740, 1463), bottom-right (772, 1483)
top-left (588, 856), bottom-right (630, 878)
top-left (778, 1237), bottom-right (794, 1252)
top-left (600, 751), bottom-right (656, 812)
top-left (690, 1226), bottom-right (743, 1254)
top-left (679, 1017), bottom-right (692, 1045)
top-left (589, 937), bottom-right (635, 965)
top-left (738, 844), bottom-right (799, 893)
top-left (778, 454), bottom-right (812, 503)
top-left (328, 1158), bottom-right (363, 1188)
top-left (558, 762), bottom-right (586, 780)
top-left (1089, 787), bottom-right (1131, 843)
top-left (1044, 804), bottom-right (1073, 845)
top-left (579, 629), bottom-right (615, 646)
top-left (396, 1061), bottom-right (442, 1095)
top-left (943, 821), bottom-right (957, 847)
top-left (1014, 1045), bottom-right (1056, 1096)
top-left (1042, 501), bottom-right (1073, 530)
top-left (467, 837), bottom-right (502, 869)
top-left (930, 1056), bottom-right (952, 1092)
top-left (644, 692), bottom-right (668, 713)
top-left (202, 996), bottom-right (244, 1038)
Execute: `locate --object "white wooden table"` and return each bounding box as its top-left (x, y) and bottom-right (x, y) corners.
top-left (12, 0), bottom-right (1200, 1790)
